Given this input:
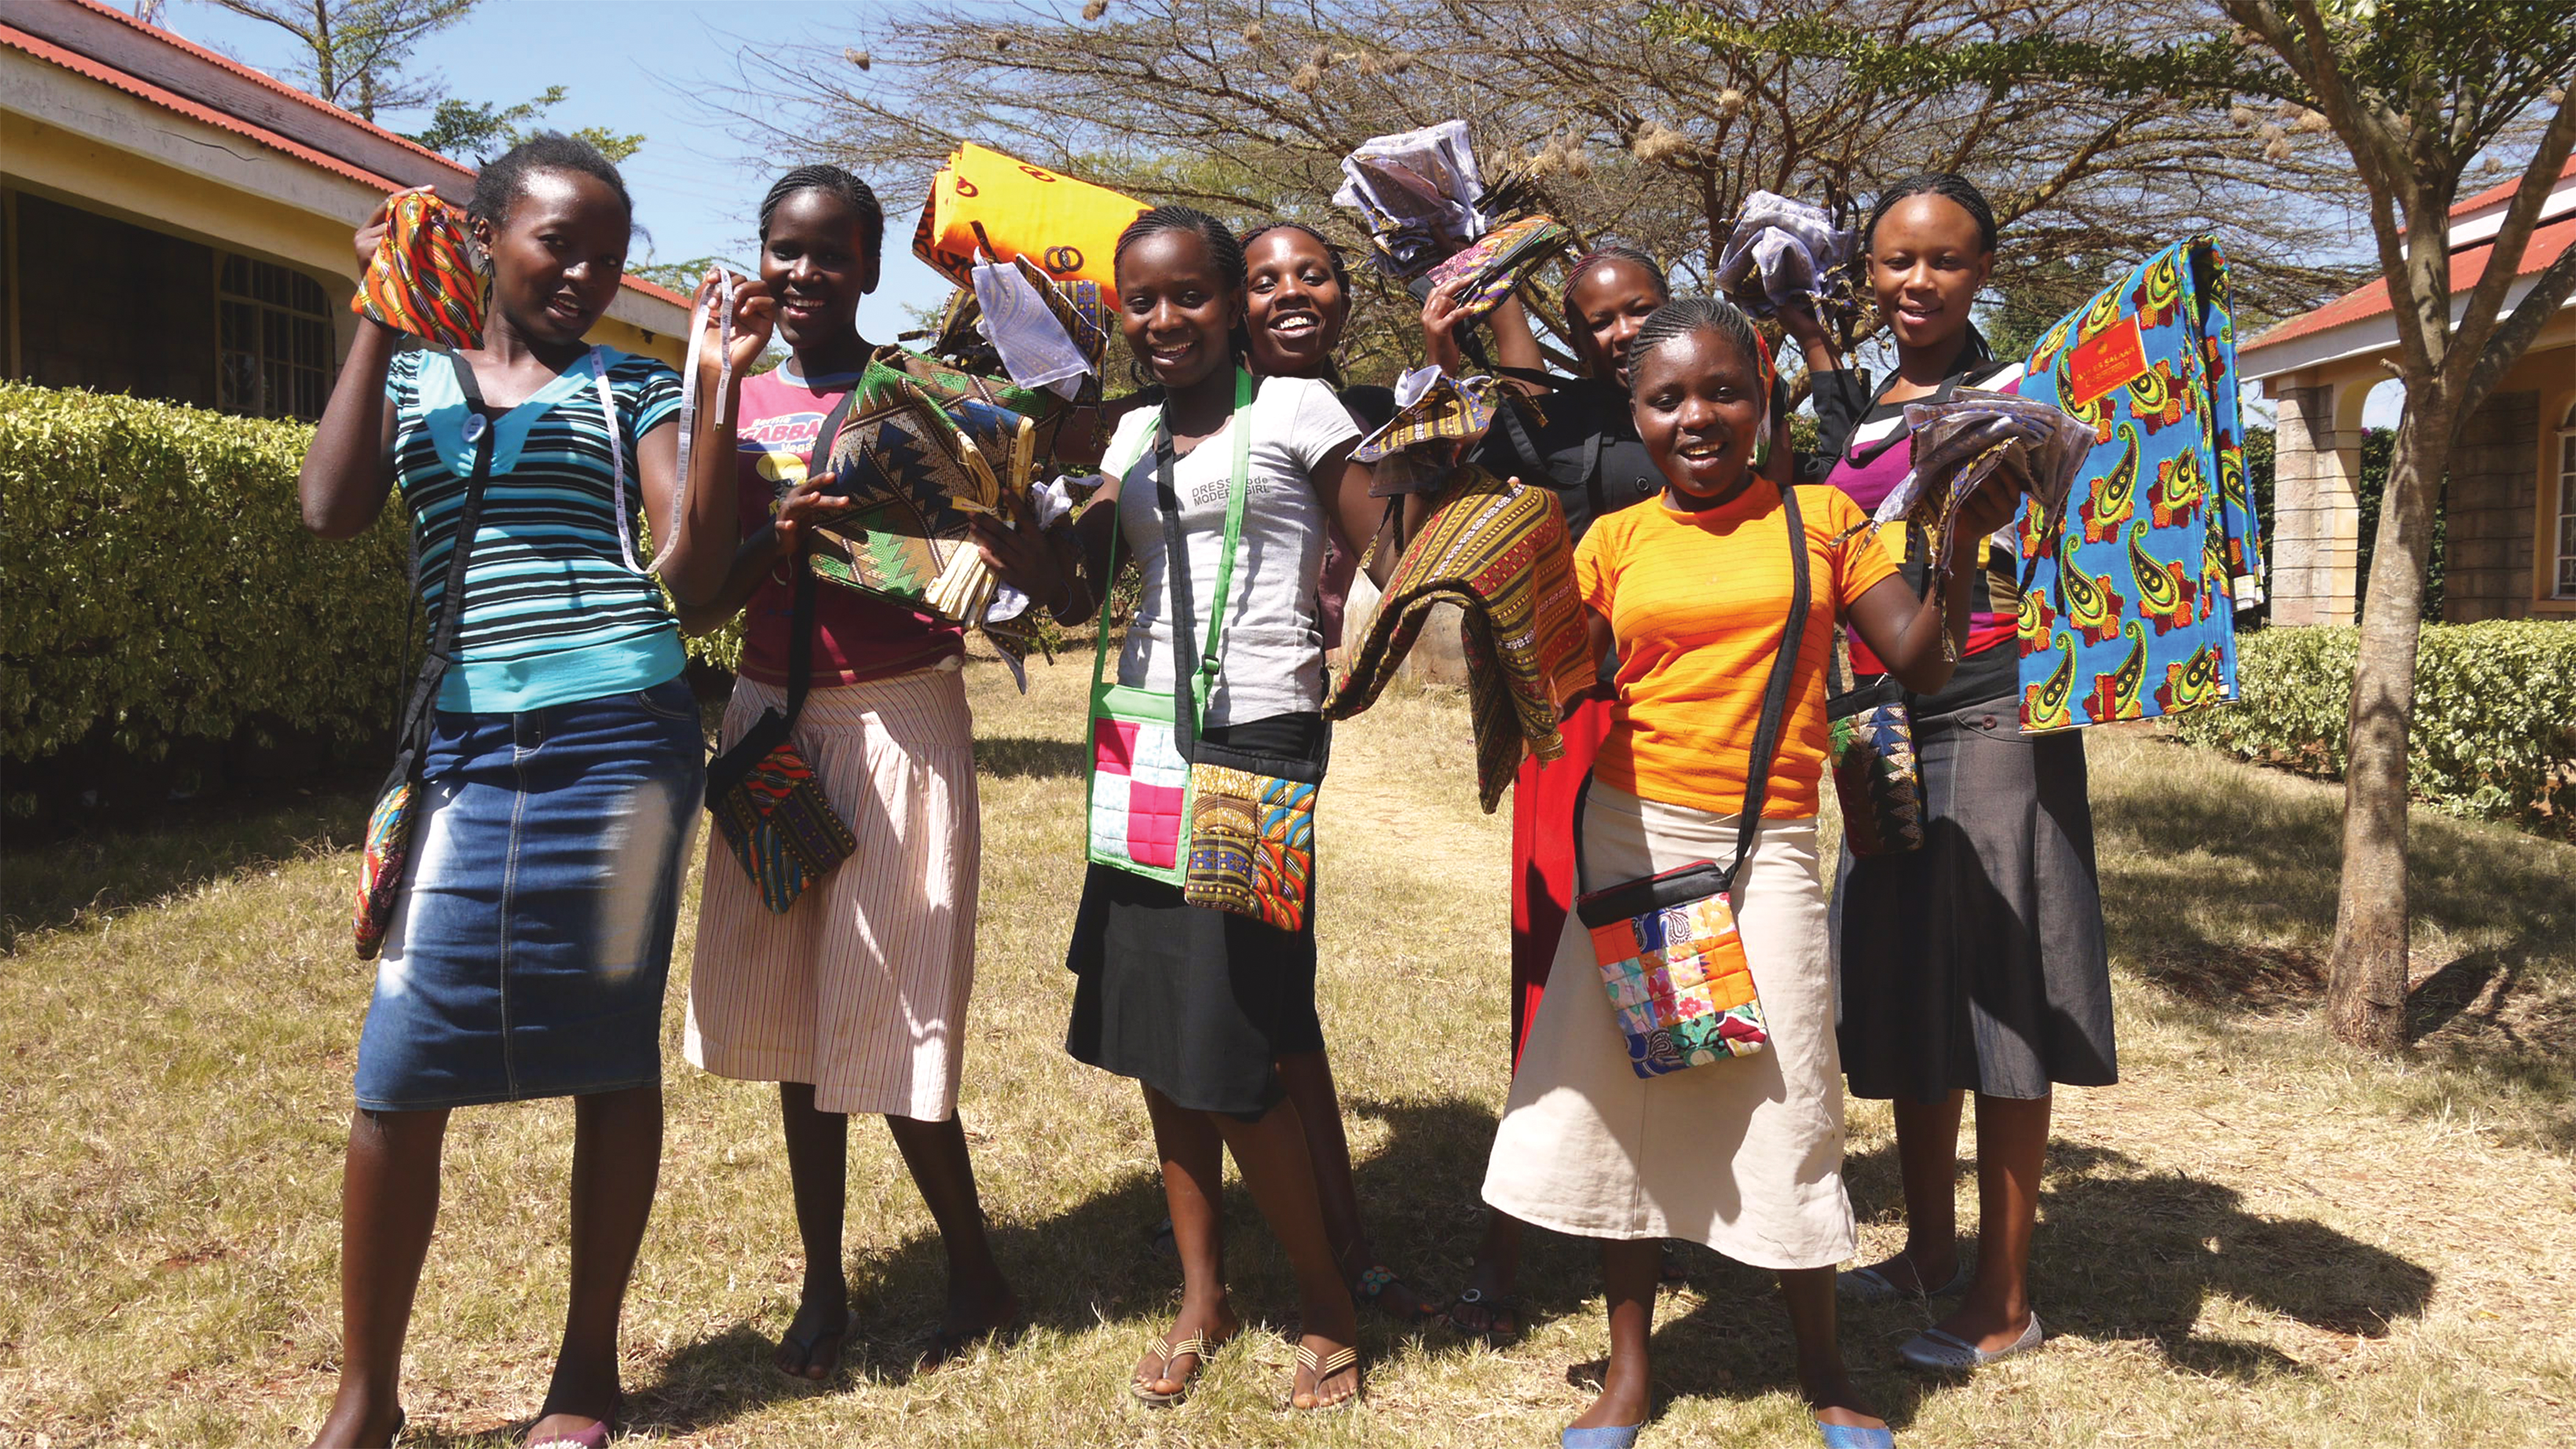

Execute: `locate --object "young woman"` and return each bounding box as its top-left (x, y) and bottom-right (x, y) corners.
top-left (676, 165), bottom-right (1020, 1383)
top-left (1783, 173), bottom-right (2116, 1370)
top-left (1430, 246), bottom-right (1674, 1340)
top-left (1181, 216), bottom-right (1433, 1325)
top-left (295, 134), bottom-right (756, 1449)
top-left (1022, 205), bottom-right (1392, 1412)
top-left (1479, 296), bottom-right (2015, 1449)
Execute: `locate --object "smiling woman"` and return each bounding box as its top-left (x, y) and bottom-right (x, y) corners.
top-left (288, 131), bottom-right (765, 1449)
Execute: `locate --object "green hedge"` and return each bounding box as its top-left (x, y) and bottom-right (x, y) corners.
top-left (1, 383), bottom-right (734, 767)
top-left (2168, 621), bottom-right (2576, 834)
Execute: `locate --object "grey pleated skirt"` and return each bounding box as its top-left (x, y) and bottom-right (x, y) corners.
top-left (1830, 699), bottom-right (2117, 1103)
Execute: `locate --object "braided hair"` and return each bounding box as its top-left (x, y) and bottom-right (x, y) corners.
top-left (1866, 172), bottom-right (1996, 254)
top-left (468, 131), bottom-right (633, 233)
top-left (1625, 296), bottom-right (1767, 395)
top-left (758, 163), bottom-right (884, 261)
top-left (1114, 205), bottom-right (1250, 384)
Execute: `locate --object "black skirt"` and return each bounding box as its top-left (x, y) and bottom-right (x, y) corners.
top-left (1831, 699), bottom-right (2118, 1103)
top-left (1064, 712), bottom-right (1328, 1118)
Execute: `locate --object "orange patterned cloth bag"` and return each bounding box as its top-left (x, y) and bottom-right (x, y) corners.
top-left (353, 191), bottom-right (485, 349)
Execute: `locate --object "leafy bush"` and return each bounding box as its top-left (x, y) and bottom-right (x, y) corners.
top-left (1, 383), bottom-right (735, 766)
top-left (2168, 621), bottom-right (2576, 834)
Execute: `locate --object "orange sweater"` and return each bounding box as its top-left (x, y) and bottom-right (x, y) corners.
top-left (1575, 481), bottom-right (1900, 819)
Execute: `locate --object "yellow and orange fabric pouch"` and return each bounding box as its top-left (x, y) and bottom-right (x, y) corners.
top-left (353, 191), bottom-right (485, 350)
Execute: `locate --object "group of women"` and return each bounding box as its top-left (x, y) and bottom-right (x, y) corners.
top-left (296, 132), bottom-right (2117, 1449)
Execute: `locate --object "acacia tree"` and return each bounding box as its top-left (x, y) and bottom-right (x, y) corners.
top-left (194, 0), bottom-right (474, 120)
top-left (720, 0), bottom-right (2360, 381)
top-left (1686, 0), bottom-right (2575, 1052)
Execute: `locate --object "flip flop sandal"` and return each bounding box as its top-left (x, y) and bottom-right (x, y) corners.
top-left (1837, 1253), bottom-right (1972, 1302)
top-left (1897, 1311), bottom-right (2043, 1372)
top-left (525, 1421), bottom-right (612, 1449)
top-left (1662, 1242), bottom-right (1691, 1285)
top-left (1353, 1264), bottom-right (1436, 1323)
top-left (1290, 1341), bottom-right (1361, 1411)
top-left (1130, 1331), bottom-right (1226, 1408)
top-left (1445, 1285), bottom-right (1525, 1343)
top-left (775, 1309), bottom-right (853, 1381)
top-left (1814, 1422), bottom-right (1897, 1448)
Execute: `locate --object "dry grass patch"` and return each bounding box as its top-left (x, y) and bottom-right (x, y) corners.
top-left (2, 669), bottom-right (2571, 1446)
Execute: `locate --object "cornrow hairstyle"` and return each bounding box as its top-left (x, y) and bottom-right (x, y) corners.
top-left (1625, 295), bottom-right (1769, 400)
top-left (758, 163), bottom-right (886, 262)
top-left (1114, 204), bottom-right (1250, 385)
top-left (1864, 172), bottom-right (1999, 370)
top-left (1240, 219), bottom-right (1351, 292)
top-left (468, 130), bottom-right (634, 234)
top-left (1561, 244), bottom-right (1670, 360)
top-left (1866, 172), bottom-right (1997, 254)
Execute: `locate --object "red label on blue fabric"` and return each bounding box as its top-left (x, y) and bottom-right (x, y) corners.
top-left (2067, 315), bottom-right (2149, 406)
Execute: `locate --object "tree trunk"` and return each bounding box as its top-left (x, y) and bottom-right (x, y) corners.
top-left (2323, 390), bottom-right (2450, 1053)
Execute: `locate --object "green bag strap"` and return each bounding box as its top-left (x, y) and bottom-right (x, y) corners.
top-left (1084, 368), bottom-right (1254, 740)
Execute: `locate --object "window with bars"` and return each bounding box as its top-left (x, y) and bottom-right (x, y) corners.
top-left (2558, 402), bottom-right (2575, 598)
top-left (218, 254), bottom-right (333, 420)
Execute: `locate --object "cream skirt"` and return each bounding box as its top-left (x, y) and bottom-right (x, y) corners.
top-left (684, 666), bottom-right (979, 1121)
top-left (1481, 784), bottom-right (1856, 1271)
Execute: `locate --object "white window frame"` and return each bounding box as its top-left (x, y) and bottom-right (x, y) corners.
top-left (2558, 401), bottom-right (2576, 599)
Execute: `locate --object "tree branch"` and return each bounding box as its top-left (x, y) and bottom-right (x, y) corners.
top-left (2456, 242), bottom-right (2576, 426)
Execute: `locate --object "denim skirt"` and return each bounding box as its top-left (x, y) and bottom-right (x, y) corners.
top-left (353, 677), bottom-right (704, 1112)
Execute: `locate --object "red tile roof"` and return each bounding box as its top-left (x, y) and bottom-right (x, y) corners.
top-left (2245, 215), bottom-right (2576, 354)
top-left (1, 21), bottom-right (400, 190)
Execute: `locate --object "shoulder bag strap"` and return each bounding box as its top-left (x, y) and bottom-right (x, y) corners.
top-left (1153, 368), bottom-right (1253, 762)
top-left (1086, 410), bottom-right (1159, 699)
top-left (1727, 482), bottom-right (1811, 882)
top-left (397, 349), bottom-right (499, 747)
top-left (777, 383), bottom-right (864, 732)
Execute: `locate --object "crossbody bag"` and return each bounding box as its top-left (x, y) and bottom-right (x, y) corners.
top-left (1083, 370), bottom-right (1325, 932)
top-left (703, 386), bottom-right (865, 914)
top-left (354, 350), bottom-right (498, 961)
top-left (1571, 482), bottom-right (1812, 1077)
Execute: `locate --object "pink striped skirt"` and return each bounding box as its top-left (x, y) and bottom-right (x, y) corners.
top-left (684, 665), bottom-right (979, 1120)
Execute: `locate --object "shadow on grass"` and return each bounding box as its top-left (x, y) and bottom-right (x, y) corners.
top-left (973, 735), bottom-right (1090, 781)
top-left (0, 778), bottom-right (376, 950)
top-left (2096, 737), bottom-right (2574, 1060)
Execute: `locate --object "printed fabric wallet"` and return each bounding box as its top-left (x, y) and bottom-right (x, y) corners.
top-left (1574, 860), bottom-right (1770, 1078)
top-left (706, 717), bottom-right (857, 915)
top-left (1826, 674), bottom-right (1925, 857)
top-left (1181, 739), bottom-right (1323, 935)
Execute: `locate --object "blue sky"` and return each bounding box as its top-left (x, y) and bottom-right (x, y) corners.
top-left (166, 0), bottom-right (957, 338)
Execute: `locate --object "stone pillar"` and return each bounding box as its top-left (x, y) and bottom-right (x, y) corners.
top-left (2267, 380), bottom-right (2364, 625)
top-left (2439, 390), bottom-right (2539, 622)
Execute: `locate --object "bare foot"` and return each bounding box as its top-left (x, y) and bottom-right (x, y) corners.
top-left (1132, 1299), bottom-right (1241, 1401)
top-left (918, 1277), bottom-right (1021, 1372)
top-left (302, 1394), bottom-right (404, 1449)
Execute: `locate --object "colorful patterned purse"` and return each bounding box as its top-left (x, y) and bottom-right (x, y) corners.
top-left (1421, 214), bottom-right (1573, 320)
top-left (704, 390), bottom-right (863, 913)
top-left (1826, 663), bottom-right (1925, 857)
top-left (352, 190), bottom-right (484, 350)
top-left (354, 352), bottom-right (496, 960)
top-left (1570, 485), bottom-right (1811, 1077)
top-left (1085, 373), bottom-right (1324, 932)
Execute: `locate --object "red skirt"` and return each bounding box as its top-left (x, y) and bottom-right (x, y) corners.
top-left (1508, 695), bottom-right (1613, 1070)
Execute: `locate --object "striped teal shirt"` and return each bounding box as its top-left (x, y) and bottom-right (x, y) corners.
top-left (388, 345), bottom-right (685, 712)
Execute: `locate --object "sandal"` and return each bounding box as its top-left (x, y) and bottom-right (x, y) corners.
top-left (1838, 1252), bottom-right (1972, 1303)
top-left (1353, 1263), bottom-right (1436, 1323)
top-left (1290, 1339), bottom-right (1362, 1411)
top-left (775, 1308), bottom-right (852, 1381)
top-left (1130, 1330), bottom-right (1228, 1408)
top-left (1445, 1284), bottom-right (1525, 1343)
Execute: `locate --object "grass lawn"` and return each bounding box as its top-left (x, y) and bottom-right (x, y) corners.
top-left (4, 658), bottom-right (2571, 1447)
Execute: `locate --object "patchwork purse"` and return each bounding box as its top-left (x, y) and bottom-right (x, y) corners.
top-left (1571, 484), bottom-right (1811, 1077)
top-left (704, 390), bottom-right (864, 913)
top-left (1084, 372), bottom-right (1324, 932)
top-left (352, 190), bottom-right (485, 350)
top-left (354, 351), bottom-right (496, 960)
top-left (1420, 214), bottom-right (1573, 320)
top-left (1826, 648), bottom-right (1925, 858)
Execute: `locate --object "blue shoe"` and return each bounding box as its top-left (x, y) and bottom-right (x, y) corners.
top-left (1814, 1421), bottom-right (1895, 1449)
top-left (1561, 1424), bottom-right (1644, 1448)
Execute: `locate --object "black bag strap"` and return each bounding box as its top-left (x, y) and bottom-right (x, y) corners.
top-left (396, 349), bottom-right (499, 748)
top-left (704, 382), bottom-right (860, 799)
top-left (779, 384), bottom-right (863, 730)
top-left (1575, 481), bottom-right (1811, 890)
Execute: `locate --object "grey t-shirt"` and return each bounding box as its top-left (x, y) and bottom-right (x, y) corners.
top-left (1106, 374), bottom-right (1361, 726)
